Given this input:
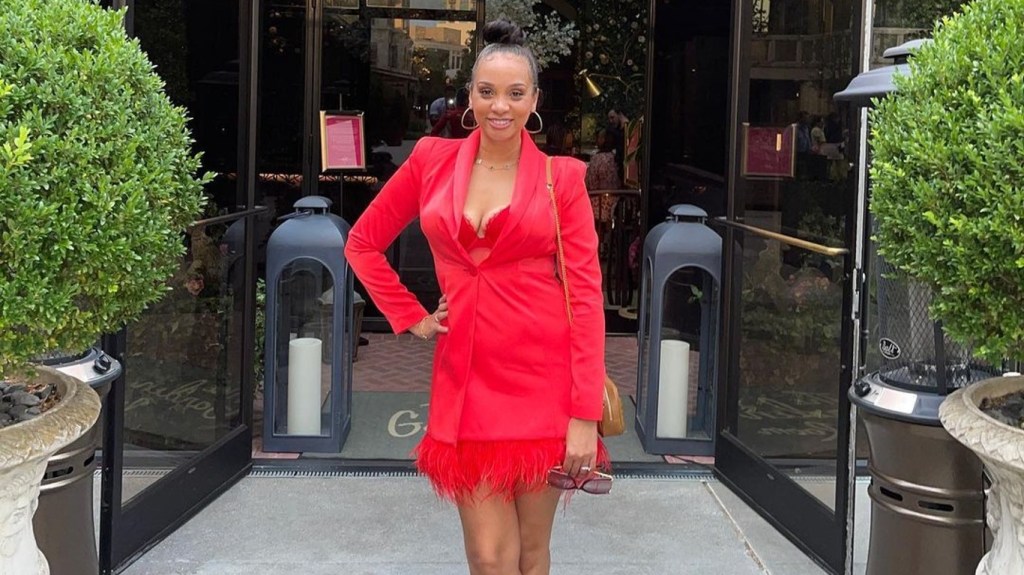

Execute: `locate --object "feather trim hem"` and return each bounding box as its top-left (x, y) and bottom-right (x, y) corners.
top-left (413, 434), bottom-right (611, 504)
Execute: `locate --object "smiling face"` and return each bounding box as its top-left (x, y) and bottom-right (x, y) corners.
top-left (469, 52), bottom-right (538, 145)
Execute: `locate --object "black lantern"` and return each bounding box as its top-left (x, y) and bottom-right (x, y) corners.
top-left (635, 205), bottom-right (722, 455)
top-left (263, 196), bottom-right (353, 452)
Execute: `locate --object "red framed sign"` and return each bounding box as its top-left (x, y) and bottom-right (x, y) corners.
top-left (740, 123), bottom-right (796, 179)
top-left (320, 111), bottom-right (365, 171)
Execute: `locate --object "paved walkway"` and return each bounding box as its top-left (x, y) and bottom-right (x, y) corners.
top-left (118, 474), bottom-right (858, 575)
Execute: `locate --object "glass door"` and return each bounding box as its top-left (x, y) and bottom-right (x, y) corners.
top-left (319, 2), bottom-right (481, 326)
top-left (255, 0), bottom-right (480, 326)
top-left (249, 0), bottom-right (479, 460)
top-left (713, 0), bottom-right (866, 572)
top-left (99, 1), bottom-right (256, 571)
top-left (317, 3), bottom-right (479, 460)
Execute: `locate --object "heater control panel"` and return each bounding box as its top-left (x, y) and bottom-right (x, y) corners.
top-left (850, 373), bottom-right (945, 425)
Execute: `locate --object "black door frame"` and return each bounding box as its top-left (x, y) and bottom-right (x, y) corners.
top-left (98, 1), bottom-right (258, 572)
top-left (712, 187), bottom-right (858, 573)
top-left (710, 0), bottom-right (869, 571)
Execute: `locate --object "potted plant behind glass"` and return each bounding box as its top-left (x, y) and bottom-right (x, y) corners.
top-left (869, 0), bottom-right (1024, 572)
top-left (0, 0), bottom-right (208, 572)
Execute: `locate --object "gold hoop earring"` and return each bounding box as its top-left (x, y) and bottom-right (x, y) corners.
top-left (526, 110), bottom-right (544, 135)
top-left (461, 108), bottom-right (478, 130)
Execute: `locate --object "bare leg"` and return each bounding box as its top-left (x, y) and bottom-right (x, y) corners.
top-left (458, 484), bottom-right (523, 575)
top-left (515, 487), bottom-right (561, 575)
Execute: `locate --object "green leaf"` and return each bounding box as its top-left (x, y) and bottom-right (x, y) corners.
top-left (0, 0), bottom-right (206, 377)
top-left (869, 0), bottom-right (1024, 365)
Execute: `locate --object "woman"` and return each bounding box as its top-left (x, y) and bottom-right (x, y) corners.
top-left (344, 19), bottom-right (609, 575)
top-left (810, 115), bottom-right (827, 153)
top-left (430, 87), bottom-right (472, 139)
top-left (585, 129), bottom-right (621, 191)
top-left (542, 122), bottom-right (572, 156)
top-left (586, 129), bottom-right (622, 242)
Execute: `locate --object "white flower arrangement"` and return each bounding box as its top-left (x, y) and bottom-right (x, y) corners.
top-left (485, 0), bottom-right (579, 69)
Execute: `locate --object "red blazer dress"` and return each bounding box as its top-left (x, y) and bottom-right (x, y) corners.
top-left (344, 130), bottom-right (606, 448)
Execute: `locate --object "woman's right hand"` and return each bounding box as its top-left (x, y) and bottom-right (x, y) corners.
top-left (410, 295), bottom-right (449, 339)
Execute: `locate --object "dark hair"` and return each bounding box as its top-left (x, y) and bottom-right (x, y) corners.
top-left (482, 18), bottom-right (526, 45)
top-left (472, 19), bottom-right (539, 91)
top-left (598, 129), bottom-right (619, 153)
top-left (545, 123), bottom-right (568, 154)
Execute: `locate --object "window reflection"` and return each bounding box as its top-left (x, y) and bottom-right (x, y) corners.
top-left (872, 0), bottom-right (966, 63)
top-left (124, 219), bottom-right (246, 456)
top-left (254, 12), bottom-right (476, 326)
top-left (134, 0), bottom-right (243, 212)
top-left (361, 18), bottom-right (475, 316)
top-left (733, 0), bottom-right (858, 511)
top-left (744, 0), bottom-right (856, 241)
top-left (737, 242), bottom-right (845, 454)
top-left (121, 1), bottom-right (248, 498)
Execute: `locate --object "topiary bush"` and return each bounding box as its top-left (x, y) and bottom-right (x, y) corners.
top-left (0, 0), bottom-right (208, 377)
top-left (869, 0), bottom-right (1024, 364)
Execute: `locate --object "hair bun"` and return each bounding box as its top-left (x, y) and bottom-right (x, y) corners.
top-left (482, 19), bottom-right (526, 46)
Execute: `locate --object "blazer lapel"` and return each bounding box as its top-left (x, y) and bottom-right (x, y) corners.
top-left (449, 130), bottom-right (480, 238)
top-left (437, 131), bottom-right (480, 264)
top-left (493, 131), bottom-right (545, 250)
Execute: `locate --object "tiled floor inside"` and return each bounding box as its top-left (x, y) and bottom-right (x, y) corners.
top-left (347, 332), bottom-right (642, 395)
top-left (254, 333), bottom-right (681, 461)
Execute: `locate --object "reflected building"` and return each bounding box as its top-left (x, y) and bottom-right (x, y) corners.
top-left (410, 23), bottom-right (469, 78)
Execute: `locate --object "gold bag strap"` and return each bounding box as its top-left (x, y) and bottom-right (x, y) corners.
top-left (548, 156), bottom-right (618, 430)
top-left (547, 156), bottom-right (573, 325)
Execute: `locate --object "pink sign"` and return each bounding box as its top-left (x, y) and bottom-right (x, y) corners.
top-left (741, 123), bottom-right (796, 179)
top-left (320, 111), bottom-right (365, 171)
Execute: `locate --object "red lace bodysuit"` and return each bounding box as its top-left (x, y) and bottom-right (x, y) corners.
top-left (459, 206), bottom-right (511, 262)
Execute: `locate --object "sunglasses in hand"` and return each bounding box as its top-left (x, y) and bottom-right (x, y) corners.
top-left (546, 466), bottom-right (613, 495)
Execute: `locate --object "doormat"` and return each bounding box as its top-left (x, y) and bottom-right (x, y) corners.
top-left (302, 392), bottom-right (662, 463)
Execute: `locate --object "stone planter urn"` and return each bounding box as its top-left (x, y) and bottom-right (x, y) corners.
top-left (940, 375), bottom-right (1024, 575)
top-left (0, 367), bottom-right (101, 575)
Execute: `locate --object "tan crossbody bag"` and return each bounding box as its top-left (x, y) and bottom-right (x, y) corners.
top-left (546, 156), bottom-right (626, 437)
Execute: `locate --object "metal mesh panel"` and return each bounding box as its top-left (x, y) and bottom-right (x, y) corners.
top-left (875, 253), bottom-right (992, 392)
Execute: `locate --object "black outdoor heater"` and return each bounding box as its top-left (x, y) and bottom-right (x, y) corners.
top-left (836, 39), bottom-right (992, 575)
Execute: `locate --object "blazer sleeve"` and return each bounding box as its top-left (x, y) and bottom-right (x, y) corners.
top-left (555, 157), bottom-right (607, 421)
top-left (344, 138), bottom-right (434, 334)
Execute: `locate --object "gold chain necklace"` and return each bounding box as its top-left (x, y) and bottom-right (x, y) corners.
top-left (474, 157), bottom-right (519, 171)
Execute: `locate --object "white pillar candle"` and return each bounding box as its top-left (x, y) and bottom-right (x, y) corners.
top-left (657, 339), bottom-right (690, 439)
top-left (287, 337), bottom-right (322, 435)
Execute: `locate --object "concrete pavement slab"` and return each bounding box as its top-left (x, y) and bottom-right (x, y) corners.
top-left (706, 478), bottom-right (872, 575)
top-left (118, 475), bottom-right (801, 574)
